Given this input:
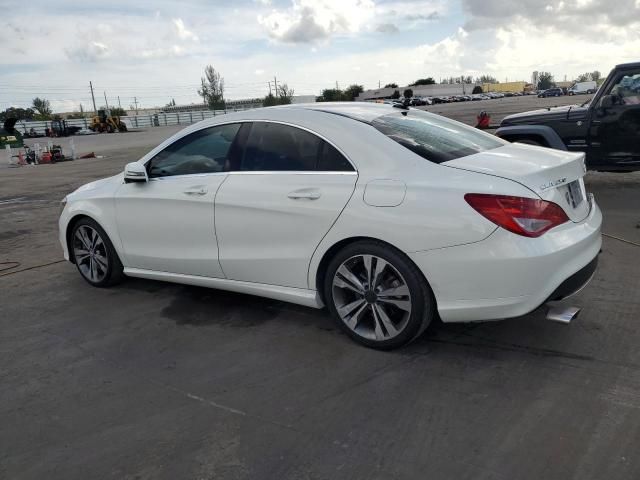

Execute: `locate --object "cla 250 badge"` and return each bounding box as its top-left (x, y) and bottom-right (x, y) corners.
top-left (540, 177), bottom-right (567, 191)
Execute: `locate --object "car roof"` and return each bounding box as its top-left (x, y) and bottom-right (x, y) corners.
top-left (616, 61), bottom-right (640, 69)
top-left (287, 102), bottom-right (401, 123)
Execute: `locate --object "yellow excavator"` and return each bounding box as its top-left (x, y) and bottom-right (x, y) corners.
top-left (89, 109), bottom-right (128, 133)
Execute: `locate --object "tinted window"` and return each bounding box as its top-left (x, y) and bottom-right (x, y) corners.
top-left (241, 122), bottom-right (321, 171)
top-left (148, 123), bottom-right (241, 178)
top-left (371, 110), bottom-right (504, 164)
top-left (318, 142), bottom-right (354, 171)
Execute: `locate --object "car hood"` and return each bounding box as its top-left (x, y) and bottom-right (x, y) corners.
top-left (501, 104), bottom-right (588, 125)
top-left (69, 173), bottom-right (123, 199)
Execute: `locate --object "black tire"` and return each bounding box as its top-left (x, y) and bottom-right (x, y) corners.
top-left (119, 123), bottom-right (128, 132)
top-left (70, 217), bottom-right (124, 287)
top-left (323, 240), bottom-right (436, 350)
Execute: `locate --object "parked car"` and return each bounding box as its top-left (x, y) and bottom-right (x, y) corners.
top-left (409, 97), bottom-right (426, 106)
top-left (497, 61), bottom-right (640, 171)
top-left (538, 88), bottom-right (564, 97)
top-left (60, 102), bottom-right (602, 349)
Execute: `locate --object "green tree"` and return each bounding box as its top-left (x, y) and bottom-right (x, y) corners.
top-left (263, 93), bottom-right (279, 107)
top-left (403, 88), bottom-right (414, 98)
top-left (576, 72), bottom-right (591, 82)
top-left (263, 83), bottom-right (295, 106)
top-left (0, 107), bottom-right (36, 121)
top-left (277, 83), bottom-right (295, 104)
top-left (472, 86), bottom-right (483, 94)
top-left (198, 65), bottom-right (226, 109)
top-left (476, 75), bottom-right (498, 84)
top-left (391, 90), bottom-right (400, 99)
top-left (411, 77), bottom-right (436, 86)
top-left (318, 88), bottom-right (345, 102)
top-left (537, 72), bottom-right (554, 90)
top-left (384, 83), bottom-right (398, 88)
top-left (344, 84), bottom-right (364, 101)
top-left (32, 97), bottom-right (52, 119)
top-left (109, 107), bottom-right (127, 116)
top-left (591, 70), bottom-right (602, 82)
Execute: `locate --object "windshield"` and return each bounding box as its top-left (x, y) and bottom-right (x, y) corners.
top-left (371, 109), bottom-right (505, 164)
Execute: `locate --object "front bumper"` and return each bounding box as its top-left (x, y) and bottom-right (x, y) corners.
top-left (409, 198), bottom-right (602, 323)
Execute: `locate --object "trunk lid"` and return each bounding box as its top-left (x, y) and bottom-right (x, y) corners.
top-left (443, 143), bottom-right (590, 222)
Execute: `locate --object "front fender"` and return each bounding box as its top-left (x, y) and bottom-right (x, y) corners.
top-left (495, 125), bottom-right (567, 150)
top-left (59, 197), bottom-right (125, 265)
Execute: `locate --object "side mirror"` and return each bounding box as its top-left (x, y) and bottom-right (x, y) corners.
top-left (599, 94), bottom-right (614, 109)
top-left (124, 162), bottom-right (148, 183)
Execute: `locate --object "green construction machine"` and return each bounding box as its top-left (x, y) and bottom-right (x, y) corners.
top-left (0, 118), bottom-right (24, 149)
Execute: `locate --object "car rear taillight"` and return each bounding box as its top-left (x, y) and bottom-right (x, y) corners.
top-left (464, 193), bottom-right (569, 238)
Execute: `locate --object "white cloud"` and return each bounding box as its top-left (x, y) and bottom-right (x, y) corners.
top-left (258, 0), bottom-right (375, 43)
top-left (255, 69), bottom-right (265, 75)
top-left (172, 18), bottom-right (198, 42)
top-left (65, 41), bottom-right (110, 62)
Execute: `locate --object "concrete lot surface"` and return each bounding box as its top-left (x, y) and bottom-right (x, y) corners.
top-left (2, 103), bottom-right (640, 480)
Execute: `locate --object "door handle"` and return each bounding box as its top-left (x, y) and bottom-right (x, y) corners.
top-left (287, 189), bottom-right (321, 200)
top-left (183, 187), bottom-right (208, 196)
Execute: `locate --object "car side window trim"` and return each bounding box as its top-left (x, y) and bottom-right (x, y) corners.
top-left (231, 120), bottom-right (358, 173)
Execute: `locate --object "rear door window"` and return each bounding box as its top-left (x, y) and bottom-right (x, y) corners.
top-left (239, 122), bottom-right (355, 172)
top-left (371, 110), bottom-right (504, 164)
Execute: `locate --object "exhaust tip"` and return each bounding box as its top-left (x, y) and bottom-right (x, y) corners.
top-left (546, 305), bottom-right (581, 324)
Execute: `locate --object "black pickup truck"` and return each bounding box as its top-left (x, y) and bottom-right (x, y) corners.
top-left (496, 61), bottom-right (640, 171)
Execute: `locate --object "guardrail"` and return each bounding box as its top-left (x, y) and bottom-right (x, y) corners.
top-left (16, 105), bottom-right (260, 136)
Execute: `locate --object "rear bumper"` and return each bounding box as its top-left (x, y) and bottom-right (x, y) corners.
top-left (547, 255), bottom-right (598, 301)
top-left (409, 198), bottom-right (602, 323)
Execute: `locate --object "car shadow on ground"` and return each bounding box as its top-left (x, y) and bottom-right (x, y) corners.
top-left (119, 276), bottom-right (591, 361)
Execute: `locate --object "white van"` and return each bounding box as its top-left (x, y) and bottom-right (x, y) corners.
top-left (568, 81), bottom-right (597, 95)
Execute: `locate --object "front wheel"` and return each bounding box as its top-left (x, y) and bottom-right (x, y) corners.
top-left (324, 241), bottom-right (436, 349)
top-left (71, 218), bottom-right (124, 287)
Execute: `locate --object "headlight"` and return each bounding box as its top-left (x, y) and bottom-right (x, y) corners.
top-left (60, 196), bottom-right (68, 214)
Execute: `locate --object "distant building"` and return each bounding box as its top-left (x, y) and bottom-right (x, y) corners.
top-left (482, 81), bottom-right (527, 93)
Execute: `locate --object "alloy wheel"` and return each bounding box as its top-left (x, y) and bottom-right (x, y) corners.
top-left (332, 254), bottom-right (412, 341)
top-left (73, 225), bottom-right (109, 283)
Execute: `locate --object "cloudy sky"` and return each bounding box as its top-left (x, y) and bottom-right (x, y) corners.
top-left (1, 0), bottom-right (639, 112)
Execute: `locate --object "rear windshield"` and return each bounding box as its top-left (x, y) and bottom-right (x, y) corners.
top-left (371, 109), bottom-right (504, 164)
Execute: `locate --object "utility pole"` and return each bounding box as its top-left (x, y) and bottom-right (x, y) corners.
top-left (268, 81), bottom-right (272, 96)
top-left (104, 91), bottom-right (109, 111)
top-left (133, 97), bottom-right (139, 114)
top-left (273, 76), bottom-right (278, 96)
top-left (336, 81), bottom-right (339, 90)
top-left (89, 81), bottom-right (97, 115)
top-left (378, 80), bottom-right (381, 88)
top-left (118, 96), bottom-right (122, 109)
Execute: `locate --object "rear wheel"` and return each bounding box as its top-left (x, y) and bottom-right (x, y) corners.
top-left (324, 241), bottom-right (436, 349)
top-left (71, 218), bottom-right (124, 287)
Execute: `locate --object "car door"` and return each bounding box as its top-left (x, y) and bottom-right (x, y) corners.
top-left (215, 121), bottom-right (357, 288)
top-left (114, 123), bottom-right (242, 277)
top-left (589, 68), bottom-right (640, 169)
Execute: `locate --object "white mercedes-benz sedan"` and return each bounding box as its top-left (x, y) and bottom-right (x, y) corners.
top-left (59, 102), bottom-right (602, 349)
